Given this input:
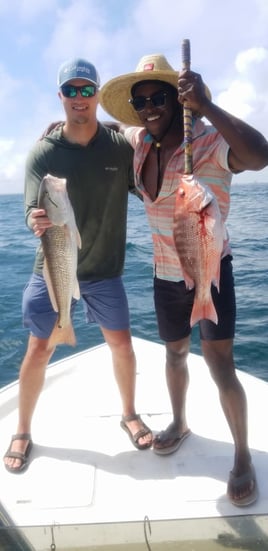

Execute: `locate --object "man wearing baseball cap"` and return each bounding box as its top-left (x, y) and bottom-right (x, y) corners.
top-left (3, 57), bottom-right (153, 474)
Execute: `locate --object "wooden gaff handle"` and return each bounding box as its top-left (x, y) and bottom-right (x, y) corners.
top-left (181, 39), bottom-right (193, 174)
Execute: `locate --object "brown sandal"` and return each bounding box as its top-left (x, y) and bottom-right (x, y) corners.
top-left (3, 433), bottom-right (33, 474)
top-left (120, 414), bottom-right (152, 450)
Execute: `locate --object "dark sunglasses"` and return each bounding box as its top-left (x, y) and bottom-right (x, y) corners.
top-left (60, 84), bottom-right (97, 98)
top-left (129, 91), bottom-right (168, 112)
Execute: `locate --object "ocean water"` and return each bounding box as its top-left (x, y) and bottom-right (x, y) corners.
top-left (0, 182), bottom-right (267, 388)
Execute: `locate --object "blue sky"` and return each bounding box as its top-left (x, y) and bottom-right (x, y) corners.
top-left (0, 0), bottom-right (268, 193)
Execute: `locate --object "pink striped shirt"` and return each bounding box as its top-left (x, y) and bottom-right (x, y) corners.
top-left (125, 119), bottom-right (232, 281)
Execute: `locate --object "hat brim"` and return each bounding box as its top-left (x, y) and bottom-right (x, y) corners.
top-left (99, 70), bottom-right (211, 126)
top-left (60, 77), bottom-right (99, 87)
top-left (99, 70), bottom-right (180, 126)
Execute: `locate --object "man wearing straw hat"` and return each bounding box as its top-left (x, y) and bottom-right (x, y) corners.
top-left (100, 52), bottom-right (268, 506)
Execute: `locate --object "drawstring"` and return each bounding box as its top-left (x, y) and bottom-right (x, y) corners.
top-left (155, 141), bottom-right (161, 196)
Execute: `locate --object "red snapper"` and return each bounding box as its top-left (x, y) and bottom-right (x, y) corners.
top-left (173, 175), bottom-right (225, 326)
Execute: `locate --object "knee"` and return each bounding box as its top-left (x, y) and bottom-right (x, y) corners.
top-left (108, 334), bottom-right (134, 359)
top-left (166, 342), bottom-right (189, 370)
top-left (27, 336), bottom-right (55, 362)
top-left (205, 353), bottom-right (237, 390)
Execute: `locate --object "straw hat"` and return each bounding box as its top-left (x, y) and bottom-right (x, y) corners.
top-left (99, 53), bottom-right (211, 126)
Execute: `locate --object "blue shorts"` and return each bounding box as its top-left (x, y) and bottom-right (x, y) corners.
top-left (22, 273), bottom-right (130, 339)
top-left (154, 255), bottom-right (236, 342)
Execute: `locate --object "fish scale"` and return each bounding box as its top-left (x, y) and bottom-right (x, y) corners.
top-left (41, 224), bottom-right (77, 329)
top-left (38, 174), bottom-right (81, 346)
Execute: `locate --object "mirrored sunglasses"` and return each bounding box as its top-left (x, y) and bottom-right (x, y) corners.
top-left (129, 91), bottom-right (168, 112)
top-left (61, 84), bottom-right (97, 98)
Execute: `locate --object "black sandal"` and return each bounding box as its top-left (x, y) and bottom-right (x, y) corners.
top-left (3, 433), bottom-right (33, 474)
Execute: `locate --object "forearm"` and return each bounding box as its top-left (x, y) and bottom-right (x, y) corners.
top-left (178, 70), bottom-right (268, 172)
top-left (201, 100), bottom-right (268, 172)
top-left (25, 182), bottom-right (39, 231)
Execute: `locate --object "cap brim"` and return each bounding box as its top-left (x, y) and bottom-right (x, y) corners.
top-left (59, 77), bottom-right (99, 87)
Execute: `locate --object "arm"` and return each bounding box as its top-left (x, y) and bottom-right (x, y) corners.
top-left (178, 70), bottom-right (268, 173)
top-left (39, 121), bottom-right (63, 140)
top-left (103, 121), bottom-right (129, 135)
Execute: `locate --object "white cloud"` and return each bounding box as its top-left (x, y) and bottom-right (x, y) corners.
top-left (216, 46), bottom-right (268, 138)
top-left (1, 0), bottom-right (268, 193)
top-left (236, 47), bottom-right (268, 73)
top-left (218, 81), bottom-right (255, 120)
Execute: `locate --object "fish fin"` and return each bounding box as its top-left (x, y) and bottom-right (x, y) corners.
top-left (185, 280), bottom-right (195, 291)
top-left (76, 228), bottom-right (82, 249)
top-left (190, 298), bottom-right (218, 327)
top-left (212, 263), bottom-right (221, 292)
top-left (64, 223), bottom-right (81, 250)
top-left (43, 261), bottom-right (59, 312)
top-left (212, 276), bottom-right (220, 293)
top-left (181, 271), bottom-right (195, 290)
top-left (73, 277), bottom-right (80, 300)
top-left (223, 223), bottom-right (228, 241)
top-left (48, 320), bottom-right (76, 347)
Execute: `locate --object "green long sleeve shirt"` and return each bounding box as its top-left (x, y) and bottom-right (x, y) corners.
top-left (24, 123), bottom-right (135, 280)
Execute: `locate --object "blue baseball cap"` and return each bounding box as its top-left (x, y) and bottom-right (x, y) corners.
top-left (57, 58), bottom-right (100, 88)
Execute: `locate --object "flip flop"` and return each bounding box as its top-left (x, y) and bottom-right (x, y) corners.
top-left (3, 433), bottom-right (33, 474)
top-left (120, 414), bottom-right (153, 450)
top-left (153, 426), bottom-right (191, 455)
top-left (227, 464), bottom-right (258, 507)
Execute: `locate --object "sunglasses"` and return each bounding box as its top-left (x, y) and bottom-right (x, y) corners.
top-left (129, 91), bottom-right (168, 112)
top-left (60, 84), bottom-right (97, 98)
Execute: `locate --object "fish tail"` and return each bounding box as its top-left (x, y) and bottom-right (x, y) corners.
top-left (48, 319), bottom-right (76, 347)
top-left (190, 297), bottom-right (218, 327)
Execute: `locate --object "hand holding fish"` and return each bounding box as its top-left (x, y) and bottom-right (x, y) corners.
top-left (178, 70), bottom-right (210, 114)
top-left (30, 208), bottom-right (53, 237)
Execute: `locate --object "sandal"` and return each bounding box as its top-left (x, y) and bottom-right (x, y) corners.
top-left (120, 414), bottom-right (152, 450)
top-left (227, 464), bottom-right (258, 507)
top-left (3, 433), bottom-right (33, 474)
top-left (153, 425), bottom-right (191, 455)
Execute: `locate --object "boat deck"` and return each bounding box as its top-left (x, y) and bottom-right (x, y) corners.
top-left (0, 337), bottom-right (268, 550)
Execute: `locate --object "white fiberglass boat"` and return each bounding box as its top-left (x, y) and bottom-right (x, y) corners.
top-left (0, 337), bottom-right (267, 550)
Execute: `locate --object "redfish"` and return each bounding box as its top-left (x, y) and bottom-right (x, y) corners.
top-left (173, 175), bottom-right (225, 326)
top-left (38, 174), bottom-right (81, 346)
